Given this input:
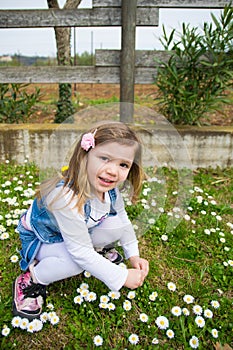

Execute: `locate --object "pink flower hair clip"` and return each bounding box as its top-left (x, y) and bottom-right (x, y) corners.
top-left (81, 129), bottom-right (97, 151)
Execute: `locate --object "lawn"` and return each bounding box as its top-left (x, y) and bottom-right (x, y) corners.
top-left (0, 161), bottom-right (232, 349)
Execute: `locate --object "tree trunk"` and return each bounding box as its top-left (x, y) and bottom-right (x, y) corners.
top-left (47, 0), bottom-right (82, 123)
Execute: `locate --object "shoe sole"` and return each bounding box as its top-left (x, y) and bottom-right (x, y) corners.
top-left (12, 280), bottom-right (42, 321)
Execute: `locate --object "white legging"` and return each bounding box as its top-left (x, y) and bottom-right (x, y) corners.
top-left (34, 242), bottom-right (84, 285)
top-left (32, 215), bottom-right (136, 286)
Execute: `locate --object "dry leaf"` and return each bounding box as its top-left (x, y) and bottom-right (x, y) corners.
top-left (214, 342), bottom-right (233, 350)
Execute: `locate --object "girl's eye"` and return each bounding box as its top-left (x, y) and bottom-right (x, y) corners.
top-left (100, 156), bottom-right (109, 162)
top-left (120, 163), bottom-right (130, 169)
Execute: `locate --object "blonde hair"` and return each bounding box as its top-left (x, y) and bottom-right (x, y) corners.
top-left (38, 122), bottom-right (144, 213)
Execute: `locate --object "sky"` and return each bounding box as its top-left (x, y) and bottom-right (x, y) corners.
top-left (0, 0), bottom-right (222, 57)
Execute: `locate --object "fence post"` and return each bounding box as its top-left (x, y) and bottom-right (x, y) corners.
top-left (120, 0), bottom-right (137, 123)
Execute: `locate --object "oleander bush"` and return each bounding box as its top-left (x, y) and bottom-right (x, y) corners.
top-left (155, 4), bottom-right (233, 125)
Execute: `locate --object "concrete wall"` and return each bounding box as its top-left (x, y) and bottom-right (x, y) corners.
top-left (0, 124), bottom-right (232, 169)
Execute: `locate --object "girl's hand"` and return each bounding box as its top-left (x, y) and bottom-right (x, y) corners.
top-left (129, 256), bottom-right (149, 279)
top-left (124, 268), bottom-right (145, 289)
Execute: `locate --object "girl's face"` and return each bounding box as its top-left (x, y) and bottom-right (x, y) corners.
top-left (86, 141), bottom-right (136, 201)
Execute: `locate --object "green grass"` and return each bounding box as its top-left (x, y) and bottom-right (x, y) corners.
top-left (0, 162), bottom-right (232, 349)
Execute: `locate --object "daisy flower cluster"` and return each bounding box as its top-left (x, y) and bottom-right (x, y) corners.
top-left (0, 167), bottom-right (38, 241)
top-left (71, 276), bottom-right (223, 347)
top-left (0, 162), bottom-right (232, 348)
top-left (146, 282), bottom-right (222, 347)
top-left (2, 304), bottom-right (59, 336)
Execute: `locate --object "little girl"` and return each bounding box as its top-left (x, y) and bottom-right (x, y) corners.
top-left (13, 121), bottom-right (149, 320)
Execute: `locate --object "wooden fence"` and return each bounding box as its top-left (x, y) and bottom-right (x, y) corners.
top-left (0, 0), bottom-right (231, 119)
top-left (0, 0), bottom-right (231, 84)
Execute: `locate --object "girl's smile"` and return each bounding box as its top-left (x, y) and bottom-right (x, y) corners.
top-left (87, 142), bottom-right (136, 201)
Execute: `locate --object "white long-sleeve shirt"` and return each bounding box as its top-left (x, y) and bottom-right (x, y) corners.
top-left (26, 186), bottom-right (139, 291)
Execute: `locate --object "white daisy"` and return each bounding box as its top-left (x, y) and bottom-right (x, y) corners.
top-left (193, 305), bottom-right (203, 315)
top-left (189, 336), bottom-right (199, 348)
top-left (167, 282), bottom-right (176, 291)
top-left (100, 295), bottom-right (110, 304)
top-left (161, 234), bottom-right (168, 241)
top-left (11, 316), bottom-right (21, 328)
top-left (80, 282), bottom-right (89, 290)
top-left (47, 311), bottom-right (57, 320)
top-left (40, 312), bottom-right (49, 323)
top-left (155, 316), bottom-right (169, 330)
top-left (46, 303), bottom-right (54, 310)
top-left (86, 292), bottom-right (97, 302)
top-left (108, 291), bottom-right (121, 300)
top-left (107, 302), bottom-right (116, 311)
top-left (74, 295), bottom-right (83, 305)
top-left (211, 329), bottom-right (219, 338)
top-left (149, 291), bottom-right (158, 301)
top-left (204, 309), bottom-right (213, 319)
top-left (183, 294), bottom-right (194, 304)
top-left (152, 337), bottom-right (159, 344)
top-left (166, 329), bottom-right (175, 339)
top-left (99, 302), bottom-right (108, 309)
top-left (182, 308), bottom-right (190, 316)
top-left (211, 300), bottom-right (220, 309)
top-left (1, 325), bottom-right (10, 336)
top-left (27, 321), bottom-right (36, 333)
top-left (0, 231), bottom-right (9, 240)
top-left (123, 300), bottom-right (132, 311)
top-left (50, 314), bottom-right (60, 326)
top-left (127, 291), bottom-right (136, 299)
top-left (226, 222), bottom-right (233, 229)
top-left (171, 306), bottom-right (182, 316)
top-left (128, 333), bottom-right (139, 345)
top-left (80, 289), bottom-right (89, 298)
top-left (20, 318), bottom-right (29, 330)
top-left (84, 271), bottom-right (91, 278)
top-left (33, 319), bottom-right (43, 332)
top-left (195, 316), bottom-right (205, 328)
top-left (139, 313), bottom-right (149, 322)
top-left (93, 335), bottom-right (103, 346)
top-left (10, 255), bottom-right (19, 263)
top-left (204, 228), bottom-right (210, 235)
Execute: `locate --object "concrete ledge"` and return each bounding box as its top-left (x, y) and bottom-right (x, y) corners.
top-left (0, 124), bottom-right (232, 169)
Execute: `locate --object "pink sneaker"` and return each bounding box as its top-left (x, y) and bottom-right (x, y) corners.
top-left (13, 271), bottom-right (46, 320)
top-left (98, 247), bottom-right (124, 264)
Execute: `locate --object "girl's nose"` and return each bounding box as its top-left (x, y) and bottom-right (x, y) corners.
top-left (105, 162), bottom-right (118, 175)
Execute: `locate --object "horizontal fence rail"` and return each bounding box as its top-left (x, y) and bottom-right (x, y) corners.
top-left (0, 8), bottom-right (159, 28)
top-left (93, 0), bottom-right (231, 8)
top-left (0, 66), bottom-right (156, 84)
top-left (95, 49), bottom-right (170, 67)
top-left (0, 50), bottom-right (170, 84)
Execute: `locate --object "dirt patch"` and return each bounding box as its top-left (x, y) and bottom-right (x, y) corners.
top-left (27, 83), bottom-right (233, 126)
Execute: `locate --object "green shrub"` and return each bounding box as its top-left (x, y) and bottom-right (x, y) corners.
top-left (0, 83), bottom-right (41, 123)
top-left (155, 4), bottom-right (233, 125)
